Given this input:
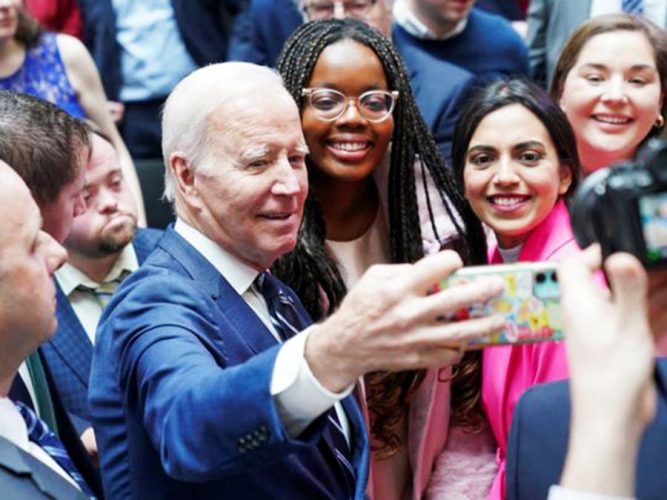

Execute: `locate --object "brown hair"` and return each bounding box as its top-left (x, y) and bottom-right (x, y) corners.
top-left (15, 7), bottom-right (44, 49)
top-left (551, 13), bottom-right (667, 134)
top-left (0, 91), bottom-right (89, 205)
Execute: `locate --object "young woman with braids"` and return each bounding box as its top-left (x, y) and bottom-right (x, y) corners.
top-left (273, 18), bottom-right (496, 499)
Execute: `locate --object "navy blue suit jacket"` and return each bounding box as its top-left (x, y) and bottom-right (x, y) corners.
top-left (89, 227), bottom-right (369, 499)
top-left (41, 228), bottom-right (162, 435)
top-left (393, 38), bottom-right (475, 163)
top-left (392, 9), bottom-right (529, 79)
top-left (226, 0), bottom-right (302, 67)
top-left (77, 0), bottom-right (230, 100)
top-left (507, 359), bottom-right (667, 500)
top-left (0, 437), bottom-right (88, 500)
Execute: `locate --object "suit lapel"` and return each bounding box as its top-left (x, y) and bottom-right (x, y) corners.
top-left (160, 228), bottom-right (279, 355)
top-left (51, 284), bottom-right (92, 388)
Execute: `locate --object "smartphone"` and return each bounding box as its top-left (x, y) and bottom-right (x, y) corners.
top-left (439, 261), bottom-right (563, 347)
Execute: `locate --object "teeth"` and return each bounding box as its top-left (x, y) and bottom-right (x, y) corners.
top-left (492, 197), bottom-right (526, 206)
top-left (331, 142), bottom-right (367, 152)
top-left (595, 115), bottom-right (630, 124)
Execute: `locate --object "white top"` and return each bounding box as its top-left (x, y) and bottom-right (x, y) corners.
top-left (326, 208), bottom-right (391, 288)
top-left (497, 244), bottom-right (523, 263)
top-left (55, 244), bottom-right (139, 344)
top-left (548, 485), bottom-right (635, 500)
top-left (590, 0), bottom-right (666, 27)
top-left (0, 397), bottom-right (78, 488)
top-left (174, 219), bottom-right (353, 442)
top-left (393, 0), bottom-right (468, 40)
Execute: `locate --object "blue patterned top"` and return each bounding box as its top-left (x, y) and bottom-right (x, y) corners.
top-left (0, 33), bottom-right (86, 118)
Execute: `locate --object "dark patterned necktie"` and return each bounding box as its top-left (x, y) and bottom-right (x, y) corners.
top-left (14, 401), bottom-right (95, 497)
top-left (255, 271), bottom-right (356, 490)
top-left (622, 0), bottom-right (644, 15)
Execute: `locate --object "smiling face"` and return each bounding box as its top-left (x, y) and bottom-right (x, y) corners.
top-left (463, 104), bottom-right (572, 249)
top-left (301, 39), bottom-right (394, 187)
top-left (64, 134), bottom-right (138, 260)
top-left (559, 30), bottom-right (664, 173)
top-left (0, 163), bottom-right (67, 359)
top-left (191, 91), bottom-right (309, 270)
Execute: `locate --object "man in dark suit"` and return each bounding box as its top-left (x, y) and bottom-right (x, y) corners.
top-left (41, 124), bottom-right (161, 456)
top-left (89, 61), bottom-right (506, 499)
top-left (0, 91), bottom-right (102, 497)
top-left (507, 246), bottom-right (667, 499)
top-left (77, 0), bottom-right (231, 158)
top-left (227, 0), bottom-right (302, 67)
top-left (0, 161), bottom-right (88, 499)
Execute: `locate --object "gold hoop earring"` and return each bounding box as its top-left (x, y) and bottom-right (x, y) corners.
top-left (655, 115), bottom-right (665, 128)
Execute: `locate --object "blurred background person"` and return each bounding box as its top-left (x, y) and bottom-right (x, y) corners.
top-left (24, 0), bottom-right (82, 38)
top-left (451, 78), bottom-right (582, 499)
top-left (0, 0), bottom-right (147, 225)
top-left (391, 0), bottom-right (529, 79)
top-left (551, 14), bottom-right (667, 175)
top-left (77, 0), bottom-right (231, 160)
top-left (527, 0), bottom-right (667, 88)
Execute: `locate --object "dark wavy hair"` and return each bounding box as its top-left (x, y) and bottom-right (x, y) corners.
top-left (273, 18), bottom-right (489, 456)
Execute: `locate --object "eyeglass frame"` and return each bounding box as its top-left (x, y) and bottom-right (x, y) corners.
top-left (301, 0), bottom-right (378, 20)
top-left (301, 87), bottom-right (399, 123)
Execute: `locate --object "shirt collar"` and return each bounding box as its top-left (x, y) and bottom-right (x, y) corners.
top-left (0, 397), bottom-right (30, 452)
top-left (55, 243), bottom-right (139, 296)
top-left (393, 0), bottom-right (468, 40)
top-left (174, 218), bottom-right (259, 296)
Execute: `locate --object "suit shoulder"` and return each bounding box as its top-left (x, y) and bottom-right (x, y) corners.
top-left (0, 438), bottom-right (87, 499)
top-left (515, 378), bottom-right (570, 422)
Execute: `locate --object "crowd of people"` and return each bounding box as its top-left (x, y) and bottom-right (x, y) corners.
top-left (0, 0), bottom-right (666, 499)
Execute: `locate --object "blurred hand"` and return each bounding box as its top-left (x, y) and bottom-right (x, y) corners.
top-left (306, 250), bottom-right (505, 392)
top-left (559, 245), bottom-right (656, 496)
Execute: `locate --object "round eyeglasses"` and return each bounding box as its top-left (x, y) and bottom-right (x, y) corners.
top-left (302, 0), bottom-right (377, 20)
top-left (302, 88), bottom-right (399, 123)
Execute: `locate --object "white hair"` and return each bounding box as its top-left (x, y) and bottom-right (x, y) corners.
top-left (161, 62), bottom-right (286, 201)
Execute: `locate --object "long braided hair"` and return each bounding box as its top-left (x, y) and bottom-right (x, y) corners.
top-left (273, 18), bottom-right (488, 456)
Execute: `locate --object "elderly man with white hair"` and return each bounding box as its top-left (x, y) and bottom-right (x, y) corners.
top-left (89, 61), bottom-right (505, 499)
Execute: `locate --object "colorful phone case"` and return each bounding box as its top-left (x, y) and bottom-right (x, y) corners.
top-left (439, 262), bottom-right (563, 347)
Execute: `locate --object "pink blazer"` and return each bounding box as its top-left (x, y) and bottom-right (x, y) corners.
top-left (481, 200), bottom-right (580, 500)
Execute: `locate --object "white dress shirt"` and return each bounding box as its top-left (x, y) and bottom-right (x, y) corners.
top-left (174, 219), bottom-right (353, 442)
top-left (55, 244), bottom-right (139, 344)
top-left (0, 397), bottom-right (79, 489)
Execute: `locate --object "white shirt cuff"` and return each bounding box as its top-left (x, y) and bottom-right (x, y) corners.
top-left (270, 327), bottom-right (354, 438)
top-left (548, 485), bottom-right (635, 500)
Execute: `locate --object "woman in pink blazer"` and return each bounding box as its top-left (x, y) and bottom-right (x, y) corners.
top-left (451, 78), bottom-right (583, 499)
